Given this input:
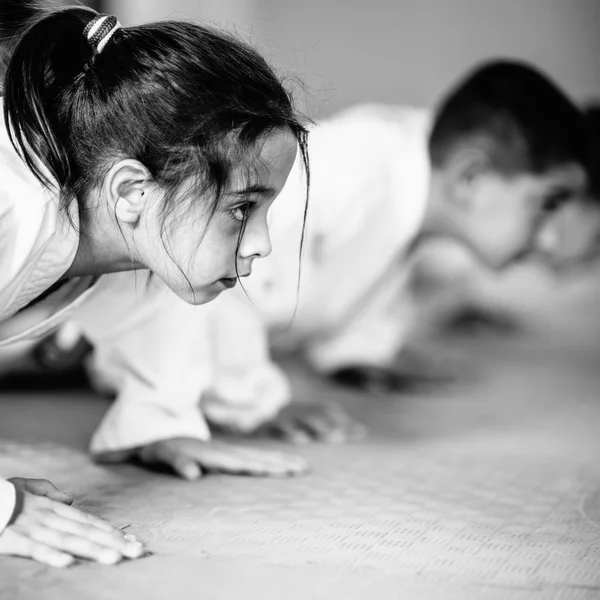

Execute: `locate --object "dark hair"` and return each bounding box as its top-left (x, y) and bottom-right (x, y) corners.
top-left (2, 2), bottom-right (310, 281)
top-left (583, 105), bottom-right (600, 200)
top-left (0, 0), bottom-right (42, 77)
top-left (429, 60), bottom-right (587, 175)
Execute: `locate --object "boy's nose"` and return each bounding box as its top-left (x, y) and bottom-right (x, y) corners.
top-left (534, 219), bottom-right (562, 260)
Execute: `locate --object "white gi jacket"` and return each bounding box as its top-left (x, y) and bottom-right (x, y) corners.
top-left (87, 104), bottom-right (433, 431)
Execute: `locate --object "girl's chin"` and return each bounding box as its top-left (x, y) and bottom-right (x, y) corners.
top-left (175, 285), bottom-right (224, 306)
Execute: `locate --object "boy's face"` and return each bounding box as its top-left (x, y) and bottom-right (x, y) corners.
top-left (458, 163), bottom-right (586, 270)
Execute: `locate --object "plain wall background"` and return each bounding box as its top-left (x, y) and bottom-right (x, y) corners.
top-left (107, 0), bottom-right (600, 117)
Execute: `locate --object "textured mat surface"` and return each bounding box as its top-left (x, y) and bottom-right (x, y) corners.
top-left (1, 337), bottom-right (600, 600)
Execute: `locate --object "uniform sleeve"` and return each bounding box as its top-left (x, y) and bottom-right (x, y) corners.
top-left (0, 156), bottom-right (61, 321)
top-left (201, 289), bottom-right (291, 432)
top-left (73, 273), bottom-right (290, 454)
top-left (0, 108), bottom-right (79, 323)
top-left (0, 478), bottom-right (16, 535)
top-left (72, 273), bottom-right (213, 455)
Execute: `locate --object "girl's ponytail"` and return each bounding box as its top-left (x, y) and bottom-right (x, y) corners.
top-left (3, 4), bottom-right (97, 190)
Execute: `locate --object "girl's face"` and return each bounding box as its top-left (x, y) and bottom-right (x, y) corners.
top-left (140, 129), bottom-right (298, 304)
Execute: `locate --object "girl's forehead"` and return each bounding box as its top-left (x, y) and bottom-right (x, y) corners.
top-left (229, 131), bottom-right (298, 186)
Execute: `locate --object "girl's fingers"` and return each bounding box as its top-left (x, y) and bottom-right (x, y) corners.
top-left (49, 500), bottom-right (134, 544)
top-left (39, 513), bottom-right (143, 560)
top-left (138, 441), bottom-right (203, 481)
top-left (30, 541), bottom-right (74, 568)
top-left (135, 439), bottom-right (308, 479)
top-left (0, 528), bottom-right (74, 568)
top-left (171, 457), bottom-right (203, 481)
top-left (23, 524), bottom-right (122, 565)
top-left (188, 442), bottom-right (309, 477)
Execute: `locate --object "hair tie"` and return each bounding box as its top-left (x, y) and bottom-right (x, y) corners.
top-left (83, 14), bottom-right (121, 54)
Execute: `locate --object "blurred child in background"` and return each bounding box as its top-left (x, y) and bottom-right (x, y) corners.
top-left (414, 104), bottom-right (600, 339)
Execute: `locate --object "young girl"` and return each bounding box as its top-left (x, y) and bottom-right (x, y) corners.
top-left (0, 2), bottom-right (308, 568)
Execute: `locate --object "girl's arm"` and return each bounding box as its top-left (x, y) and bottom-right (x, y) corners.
top-left (72, 272), bottom-right (306, 479)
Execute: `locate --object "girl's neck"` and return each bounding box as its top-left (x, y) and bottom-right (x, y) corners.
top-left (66, 210), bottom-right (146, 279)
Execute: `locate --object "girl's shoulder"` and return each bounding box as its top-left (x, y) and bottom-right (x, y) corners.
top-left (0, 111), bottom-right (79, 321)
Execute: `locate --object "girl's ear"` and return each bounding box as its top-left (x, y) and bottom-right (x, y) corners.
top-left (104, 159), bottom-right (153, 225)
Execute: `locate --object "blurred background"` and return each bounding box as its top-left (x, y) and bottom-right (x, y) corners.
top-left (93, 0), bottom-right (600, 116)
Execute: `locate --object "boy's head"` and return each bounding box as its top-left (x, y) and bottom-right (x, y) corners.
top-left (428, 60), bottom-right (587, 270)
top-left (539, 105), bottom-right (600, 272)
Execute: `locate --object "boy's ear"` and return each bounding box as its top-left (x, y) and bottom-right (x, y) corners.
top-left (104, 159), bottom-right (152, 226)
top-left (445, 146), bottom-right (491, 210)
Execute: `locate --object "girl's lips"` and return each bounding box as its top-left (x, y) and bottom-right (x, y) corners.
top-left (218, 277), bottom-right (237, 288)
top-left (215, 271), bottom-right (251, 289)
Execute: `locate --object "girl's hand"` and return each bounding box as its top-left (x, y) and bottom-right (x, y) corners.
top-left (255, 401), bottom-right (366, 445)
top-left (0, 480), bottom-right (144, 568)
top-left (97, 439), bottom-right (309, 481)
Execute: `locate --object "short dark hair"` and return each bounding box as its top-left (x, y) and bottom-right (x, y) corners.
top-left (428, 60), bottom-right (587, 175)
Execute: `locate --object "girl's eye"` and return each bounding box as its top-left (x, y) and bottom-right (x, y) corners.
top-left (230, 203), bottom-right (254, 222)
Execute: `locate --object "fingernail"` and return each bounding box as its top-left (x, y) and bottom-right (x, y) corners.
top-left (123, 542), bottom-right (144, 558)
top-left (124, 533), bottom-right (139, 543)
top-left (98, 550), bottom-right (121, 565)
top-left (182, 465), bottom-right (201, 480)
top-left (54, 555), bottom-right (74, 568)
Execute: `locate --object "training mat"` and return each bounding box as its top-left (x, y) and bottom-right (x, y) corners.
top-left (1, 338), bottom-right (600, 600)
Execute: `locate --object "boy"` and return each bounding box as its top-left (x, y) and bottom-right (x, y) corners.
top-left (418, 104), bottom-right (600, 337)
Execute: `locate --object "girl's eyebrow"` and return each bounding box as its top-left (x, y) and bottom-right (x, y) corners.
top-left (230, 183), bottom-right (277, 198)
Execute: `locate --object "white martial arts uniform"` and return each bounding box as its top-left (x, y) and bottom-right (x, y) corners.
top-left (87, 104), bottom-right (433, 432)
